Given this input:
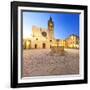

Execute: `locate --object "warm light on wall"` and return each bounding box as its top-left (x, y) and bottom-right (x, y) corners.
top-left (26, 40), bottom-right (30, 49)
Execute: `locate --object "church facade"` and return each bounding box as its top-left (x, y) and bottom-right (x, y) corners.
top-left (23, 17), bottom-right (79, 49)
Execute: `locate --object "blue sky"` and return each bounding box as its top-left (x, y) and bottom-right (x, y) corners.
top-left (23, 11), bottom-right (79, 39)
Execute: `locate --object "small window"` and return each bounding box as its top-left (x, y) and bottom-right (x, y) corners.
top-left (50, 40), bottom-right (52, 42)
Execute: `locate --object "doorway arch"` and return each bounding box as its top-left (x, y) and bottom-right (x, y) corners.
top-left (42, 43), bottom-right (46, 49)
top-left (35, 44), bottom-right (37, 49)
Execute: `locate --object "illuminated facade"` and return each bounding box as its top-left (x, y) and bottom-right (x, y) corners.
top-left (66, 35), bottom-right (79, 48)
top-left (23, 17), bottom-right (79, 49)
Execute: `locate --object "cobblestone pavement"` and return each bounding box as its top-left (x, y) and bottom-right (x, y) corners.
top-left (22, 49), bottom-right (79, 77)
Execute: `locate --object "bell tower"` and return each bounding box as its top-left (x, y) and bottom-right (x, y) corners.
top-left (48, 16), bottom-right (54, 40)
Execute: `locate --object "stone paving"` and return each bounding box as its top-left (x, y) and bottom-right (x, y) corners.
top-left (22, 49), bottom-right (79, 77)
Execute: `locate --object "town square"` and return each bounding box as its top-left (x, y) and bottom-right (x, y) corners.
top-left (22, 12), bottom-right (79, 77)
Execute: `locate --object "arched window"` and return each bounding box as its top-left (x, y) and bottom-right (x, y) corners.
top-left (50, 40), bottom-right (52, 42)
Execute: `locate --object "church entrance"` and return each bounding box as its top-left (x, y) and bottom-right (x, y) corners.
top-left (42, 43), bottom-right (46, 49)
top-left (50, 45), bottom-right (52, 48)
top-left (35, 44), bottom-right (37, 49)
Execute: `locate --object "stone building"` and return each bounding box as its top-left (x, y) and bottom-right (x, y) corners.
top-left (23, 17), bottom-right (57, 49)
top-left (66, 34), bottom-right (79, 48)
top-left (23, 17), bottom-right (79, 49)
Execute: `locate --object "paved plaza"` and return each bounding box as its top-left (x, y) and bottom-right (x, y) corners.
top-left (22, 49), bottom-right (79, 77)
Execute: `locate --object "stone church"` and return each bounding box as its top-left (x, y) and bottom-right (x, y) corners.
top-left (23, 17), bottom-right (58, 49)
top-left (23, 17), bottom-right (79, 49)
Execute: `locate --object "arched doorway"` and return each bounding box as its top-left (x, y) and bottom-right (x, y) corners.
top-left (50, 45), bottom-right (52, 48)
top-left (42, 43), bottom-right (46, 49)
top-left (25, 40), bottom-right (31, 49)
top-left (35, 44), bottom-right (37, 49)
